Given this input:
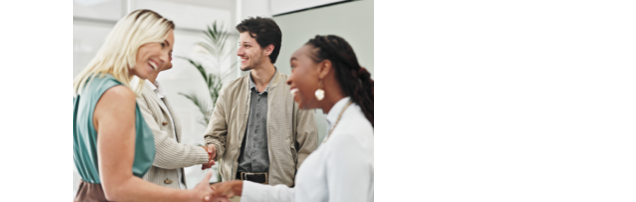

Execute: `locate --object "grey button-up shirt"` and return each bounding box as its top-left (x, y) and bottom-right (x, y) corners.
top-left (237, 70), bottom-right (277, 173)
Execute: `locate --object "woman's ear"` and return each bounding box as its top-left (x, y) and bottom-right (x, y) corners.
top-left (318, 60), bottom-right (332, 79)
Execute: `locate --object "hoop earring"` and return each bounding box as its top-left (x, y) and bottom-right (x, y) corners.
top-left (315, 79), bottom-right (325, 101)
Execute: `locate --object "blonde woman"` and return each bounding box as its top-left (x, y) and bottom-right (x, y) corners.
top-left (73, 9), bottom-right (214, 202)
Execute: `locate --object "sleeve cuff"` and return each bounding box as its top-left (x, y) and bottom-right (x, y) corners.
top-left (241, 181), bottom-right (295, 202)
top-left (209, 142), bottom-right (223, 161)
top-left (241, 181), bottom-right (266, 202)
top-left (192, 145), bottom-right (210, 165)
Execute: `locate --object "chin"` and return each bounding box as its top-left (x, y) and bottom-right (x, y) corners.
top-left (297, 99), bottom-right (316, 110)
top-left (240, 65), bottom-right (252, 71)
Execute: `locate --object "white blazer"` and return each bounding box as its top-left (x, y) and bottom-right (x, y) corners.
top-left (241, 97), bottom-right (374, 202)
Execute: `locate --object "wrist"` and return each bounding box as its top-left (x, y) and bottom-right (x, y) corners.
top-left (185, 189), bottom-right (205, 202)
top-left (181, 189), bottom-right (196, 202)
top-left (211, 144), bottom-right (218, 159)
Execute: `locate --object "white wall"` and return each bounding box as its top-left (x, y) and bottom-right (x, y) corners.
top-left (273, 0), bottom-right (374, 143)
top-left (73, 0), bottom-right (122, 20)
top-left (135, 0), bottom-right (232, 31)
top-left (240, 0), bottom-right (272, 19)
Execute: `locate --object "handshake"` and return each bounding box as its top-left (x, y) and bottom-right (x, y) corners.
top-left (193, 145), bottom-right (238, 202)
top-left (200, 144), bottom-right (217, 170)
top-left (191, 171), bottom-right (241, 202)
top-left (192, 145), bottom-right (244, 202)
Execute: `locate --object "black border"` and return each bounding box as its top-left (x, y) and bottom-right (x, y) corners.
top-left (272, 0), bottom-right (356, 17)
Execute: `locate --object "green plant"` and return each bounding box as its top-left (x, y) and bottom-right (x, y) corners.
top-left (177, 21), bottom-right (237, 126)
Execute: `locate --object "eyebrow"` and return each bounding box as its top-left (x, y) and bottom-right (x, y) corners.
top-left (290, 57), bottom-right (297, 62)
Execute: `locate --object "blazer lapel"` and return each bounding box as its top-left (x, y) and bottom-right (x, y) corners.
top-left (142, 82), bottom-right (175, 140)
top-left (162, 96), bottom-right (182, 143)
top-left (144, 84), bottom-right (171, 117)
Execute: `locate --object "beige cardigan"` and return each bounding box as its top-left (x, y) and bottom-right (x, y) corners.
top-left (204, 71), bottom-right (318, 187)
top-left (137, 81), bottom-right (209, 189)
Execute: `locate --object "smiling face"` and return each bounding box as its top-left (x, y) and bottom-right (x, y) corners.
top-left (237, 32), bottom-right (270, 71)
top-left (287, 45), bottom-right (323, 109)
top-left (162, 51), bottom-right (173, 71)
top-left (131, 29), bottom-right (174, 79)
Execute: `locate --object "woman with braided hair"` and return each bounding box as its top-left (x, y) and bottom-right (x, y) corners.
top-left (210, 35), bottom-right (374, 202)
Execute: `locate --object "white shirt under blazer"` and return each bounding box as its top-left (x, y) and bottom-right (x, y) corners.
top-left (241, 97), bottom-right (374, 202)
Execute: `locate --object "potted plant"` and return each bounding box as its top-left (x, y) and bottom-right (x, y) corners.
top-left (177, 21), bottom-right (237, 184)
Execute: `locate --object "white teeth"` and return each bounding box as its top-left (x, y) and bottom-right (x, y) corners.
top-left (149, 62), bottom-right (157, 70)
top-left (290, 89), bottom-right (298, 96)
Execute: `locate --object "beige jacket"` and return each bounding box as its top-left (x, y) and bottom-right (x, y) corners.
top-left (204, 71), bottom-right (318, 187)
top-left (137, 81), bottom-right (209, 189)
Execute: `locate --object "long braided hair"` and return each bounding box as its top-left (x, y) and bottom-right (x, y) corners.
top-left (306, 35), bottom-right (374, 127)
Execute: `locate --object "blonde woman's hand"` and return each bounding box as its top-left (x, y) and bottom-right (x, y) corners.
top-left (210, 180), bottom-right (243, 199)
top-left (191, 171), bottom-right (214, 202)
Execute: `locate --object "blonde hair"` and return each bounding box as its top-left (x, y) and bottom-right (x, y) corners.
top-left (73, 9), bottom-right (175, 96)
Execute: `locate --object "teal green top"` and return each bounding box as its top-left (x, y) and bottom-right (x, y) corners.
top-left (73, 73), bottom-right (155, 184)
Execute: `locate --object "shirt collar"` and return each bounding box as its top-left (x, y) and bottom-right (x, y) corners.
top-left (249, 67), bottom-right (277, 94)
top-left (326, 97), bottom-right (352, 130)
top-left (145, 79), bottom-right (165, 99)
top-left (144, 79), bottom-right (157, 91)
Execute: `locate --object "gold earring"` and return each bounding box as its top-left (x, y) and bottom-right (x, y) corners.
top-left (315, 79), bottom-right (325, 101)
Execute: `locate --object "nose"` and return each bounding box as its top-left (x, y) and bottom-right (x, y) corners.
top-left (237, 47), bottom-right (245, 56)
top-left (286, 76), bottom-right (292, 86)
top-left (159, 51), bottom-right (169, 66)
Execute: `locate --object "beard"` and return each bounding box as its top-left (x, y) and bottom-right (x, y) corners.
top-left (240, 51), bottom-right (265, 71)
top-left (240, 64), bottom-right (255, 71)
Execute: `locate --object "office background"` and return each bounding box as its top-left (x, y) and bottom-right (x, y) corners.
top-left (73, 0), bottom-right (373, 197)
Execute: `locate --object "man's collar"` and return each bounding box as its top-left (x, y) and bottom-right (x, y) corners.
top-left (249, 67), bottom-right (278, 93)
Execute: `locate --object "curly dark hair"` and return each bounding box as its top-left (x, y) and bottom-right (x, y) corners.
top-left (236, 17), bottom-right (282, 64)
top-left (306, 35), bottom-right (374, 127)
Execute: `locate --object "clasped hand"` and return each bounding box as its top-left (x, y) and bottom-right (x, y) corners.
top-left (201, 145), bottom-right (217, 170)
top-left (193, 172), bottom-right (231, 202)
top-left (210, 180), bottom-right (243, 199)
top-left (197, 145), bottom-right (237, 201)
